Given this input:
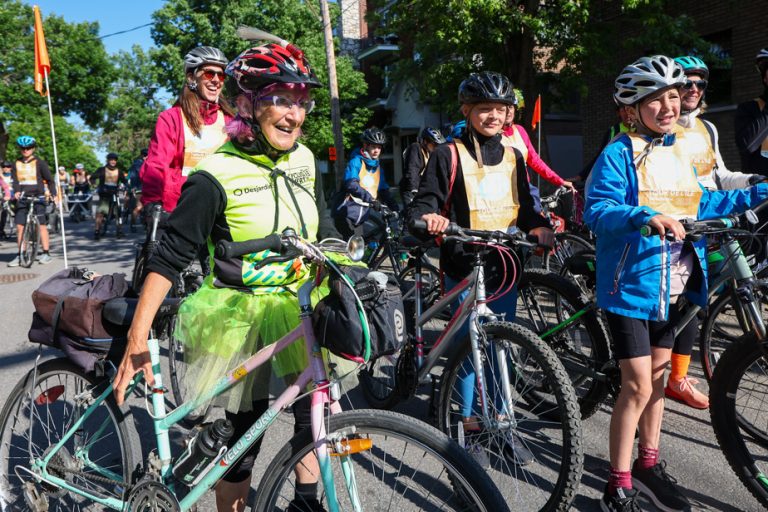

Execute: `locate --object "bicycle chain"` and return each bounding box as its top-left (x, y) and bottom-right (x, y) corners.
top-left (46, 462), bottom-right (132, 492)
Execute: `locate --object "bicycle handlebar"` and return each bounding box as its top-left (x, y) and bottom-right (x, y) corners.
top-left (215, 234), bottom-right (283, 259)
top-left (409, 220), bottom-right (539, 248)
top-left (640, 215), bottom-right (745, 242)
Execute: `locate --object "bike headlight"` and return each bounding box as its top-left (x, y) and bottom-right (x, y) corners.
top-left (346, 235), bottom-right (366, 262)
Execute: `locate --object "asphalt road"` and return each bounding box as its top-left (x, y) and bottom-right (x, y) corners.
top-left (0, 216), bottom-right (763, 511)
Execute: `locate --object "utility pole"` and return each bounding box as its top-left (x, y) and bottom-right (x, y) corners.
top-left (319, 0), bottom-right (346, 188)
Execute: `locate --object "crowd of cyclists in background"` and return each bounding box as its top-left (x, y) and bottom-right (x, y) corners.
top-left (4, 35), bottom-right (768, 511)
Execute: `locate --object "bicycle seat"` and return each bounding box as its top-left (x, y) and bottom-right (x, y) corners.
top-left (103, 297), bottom-right (182, 327)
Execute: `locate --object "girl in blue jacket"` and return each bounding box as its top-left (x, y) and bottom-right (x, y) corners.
top-left (585, 55), bottom-right (768, 512)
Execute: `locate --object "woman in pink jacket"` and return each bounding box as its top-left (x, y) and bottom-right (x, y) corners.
top-left (141, 46), bottom-right (235, 214)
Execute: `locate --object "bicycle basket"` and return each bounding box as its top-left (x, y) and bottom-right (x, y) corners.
top-left (312, 265), bottom-right (405, 362)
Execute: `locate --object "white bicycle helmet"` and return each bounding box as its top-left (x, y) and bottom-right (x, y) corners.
top-left (184, 46), bottom-right (228, 73)
top-left (614, 55), bottom-right (686, 106)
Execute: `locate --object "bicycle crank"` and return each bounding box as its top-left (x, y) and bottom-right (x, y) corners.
top-left (126, 479), bottom-right (180, 512)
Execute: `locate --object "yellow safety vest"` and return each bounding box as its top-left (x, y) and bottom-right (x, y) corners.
top-left (500, 126), bottom-right (528, 162)
top-left (628, 133), bottom-right (702, 220)
top-left (191, 141), bottom-right (319, 292)
top-left (357, 160), bottom-right (380, 200)
top-left (456, 140), bottom-right (520, 230)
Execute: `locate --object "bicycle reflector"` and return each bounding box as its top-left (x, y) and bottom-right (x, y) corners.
top-left (330, 437), bottom-right (373, 457)
top-left (35, 385), bottom-right (65, 405)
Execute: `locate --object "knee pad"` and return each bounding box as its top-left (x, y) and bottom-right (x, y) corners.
top-left (221, 398), bottom-right (269, 483)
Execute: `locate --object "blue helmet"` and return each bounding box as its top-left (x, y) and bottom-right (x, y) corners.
top-left (16, 135), bottom-right (36, 148)
top-left (674, 56), bottom-right (709, 79)
top-left (445, 120), bottom-right (466, 142)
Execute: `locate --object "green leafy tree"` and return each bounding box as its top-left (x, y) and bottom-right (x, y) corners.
top-left (0, 0), bottom-right (114, 161)
top-left (150, 0), bottom-right (370, 158)
top-left (101, 46), bottom-right (169, 164)
top-left (374, 0), bottom-right (714, 124)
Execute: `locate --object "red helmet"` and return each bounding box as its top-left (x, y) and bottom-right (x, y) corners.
top-left (226, 43), bottom-right (321, 92)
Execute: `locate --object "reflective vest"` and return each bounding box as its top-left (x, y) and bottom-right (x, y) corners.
top-left (104, 168), bottom-right (119, 186)
top-left (190, 142), bottom-right (319, 293)
top-left (455, 140), bottom-right (520, 230)
top-left (15, 160), bottom-right (37, 186)
top-left (629, 133), bottom-right (702, 220)
top-left (358, 160), bottom-right (380, 200)
top-left (501, 126), bottom-right (528, 162)
top-left (182, 110), bottom-right (228, 177)
top-left (677, 119), bottom-right (717, 188)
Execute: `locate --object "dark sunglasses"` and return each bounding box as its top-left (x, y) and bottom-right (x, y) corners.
top-left (683, 79), bottom-right (708, 91)
top-left (200, 69), bottom-right (226, 81)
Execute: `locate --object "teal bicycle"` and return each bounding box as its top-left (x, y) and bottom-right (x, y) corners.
top-left (0, 230), bottom-right (507, 511)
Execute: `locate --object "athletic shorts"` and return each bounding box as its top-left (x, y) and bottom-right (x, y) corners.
top-left (14, 202), bottom-right (47, 227)
top-left (604, 301), bottom-right (698, 360)
top-left (97, 195), bottom-right (114, 215)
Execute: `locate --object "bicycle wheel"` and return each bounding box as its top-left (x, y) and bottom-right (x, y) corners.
top-left (438, 321), bottom-right (582, 512)
top-left (0, 358), bottom-right (139, 512)
top-left (709, 336), bottom-right (768, 508)
top-left (543, 233), bottom-right (594, 274)
top-left (358, 349), bottom-right (403, 410)
top-left (699, 289), bottom-right (768, 382)
top-left (19, 218), bottom-right (38, 268)
top-left (252, 409), bottom-right (509, 511)
top-left (165, 316), bottom-right (210, 429)
top-left (516, 269), bottom-right (612, 419)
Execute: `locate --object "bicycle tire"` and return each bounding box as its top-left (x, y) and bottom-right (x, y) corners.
top-left (709, 336), bottom-right (768, 509)
top-left (543, 232), bottom-right (594, 274)
top-left (358, 349), bottom-right (402, 410)
top-left (251, 409), bottom-right (509, 512)
top-left (166, 316), bottom-right (210, 429)
top-left (0, 358), bottom-right (139, 511)
top-left (19, 217), bottom-right (38, 268)
top-left (516, 268), bottom-right (612, 419)
top-left (700, 284), bottom-right (768, 383)
top-left (438, 321), bottom-right (583, 512)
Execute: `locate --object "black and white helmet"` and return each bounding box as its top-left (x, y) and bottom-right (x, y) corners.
top-left (184, 46), bottom-right (228, 73)
top-left (458, 72), bottom-right (516, 106)
top-left (614, 55), bottom-right (686, 106)
top-left (362, 128), bottom-right (386, 145)
top-left (419, 126), bottom-right (447, 145)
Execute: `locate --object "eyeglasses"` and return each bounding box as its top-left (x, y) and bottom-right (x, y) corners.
top-left (683, 79), bottom-right (708, 91)
top-left (256, 95), bottom-right (315, 114)
top-left (199, 69), bottom-right (226, 81)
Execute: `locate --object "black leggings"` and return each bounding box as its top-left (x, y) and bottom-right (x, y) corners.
top-left (222, 395), bottom-right (312, 483)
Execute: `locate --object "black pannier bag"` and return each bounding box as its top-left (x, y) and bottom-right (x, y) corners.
top-left (28, 267), bottom-right (130, 373)
top-left (312, 266), bottom-right (405, 361)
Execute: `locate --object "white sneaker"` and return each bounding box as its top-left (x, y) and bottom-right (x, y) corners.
top-left (7, 256), bottom-right (19, 267)
top-left (37, 253), bottom-right (52, 265)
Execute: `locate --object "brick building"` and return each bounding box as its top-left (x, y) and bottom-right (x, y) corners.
top-left (583, 1), bottom-right (767, 174)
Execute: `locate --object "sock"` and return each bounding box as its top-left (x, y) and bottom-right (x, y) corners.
top-left (636, 444), bottom-right (659, 470)
top-left (608, 466), bottom-right (632, 495)
top-left (669, 353), bottom-right (691, 382)
top-left (294, 481), bottom-right (318, 502)
top-left (42, 250), bottom-right (49, 255)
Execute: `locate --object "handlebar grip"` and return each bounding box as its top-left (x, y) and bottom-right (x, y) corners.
top-left (409, 219), bottom-right (462, 236)
top-left (215, 234), bottom-right (282, 259)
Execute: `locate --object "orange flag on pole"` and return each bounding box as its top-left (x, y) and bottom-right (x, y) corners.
top-left (531, 94), bottom-right (541, 130)
top-left (33, 5), bottom-right (51, 96)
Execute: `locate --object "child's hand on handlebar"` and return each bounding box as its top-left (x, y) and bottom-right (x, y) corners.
top-left (420, 213), bottom-right (450, 235)
top-left (647, 214), bottom-right (685, 241)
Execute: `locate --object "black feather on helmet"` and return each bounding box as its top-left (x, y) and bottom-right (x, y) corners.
top-left (226, 43), bottom-right (321, 92)
top-left (458, 72), bottom-right (517, 106)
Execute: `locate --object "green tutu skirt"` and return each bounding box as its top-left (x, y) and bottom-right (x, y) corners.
top-left (174, 275), bottom-right (328, 413)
